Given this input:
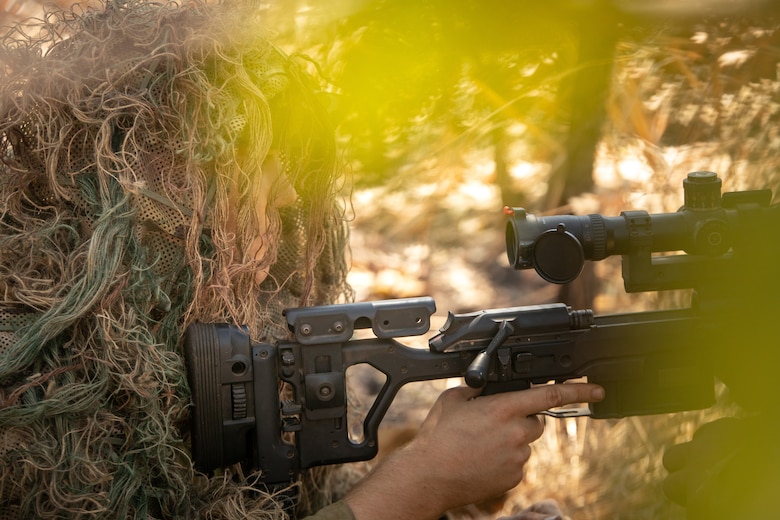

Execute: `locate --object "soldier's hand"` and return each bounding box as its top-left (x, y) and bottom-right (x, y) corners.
top-left (663, 416), bottom-right (780, 520)
top-left (345, 383), bottom-right (604, 520)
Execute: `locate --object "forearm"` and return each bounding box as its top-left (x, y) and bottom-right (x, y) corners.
top-left (344, 443), bottom-right (450, 520)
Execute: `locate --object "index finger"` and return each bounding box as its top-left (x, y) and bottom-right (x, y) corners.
top-left (508, 383), bottom-right (605, 417)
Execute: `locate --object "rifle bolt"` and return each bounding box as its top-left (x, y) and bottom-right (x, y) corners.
top-left (333, 321), bottom-right (344, 333)
top-left (300, 324), bottom-right (312, 336)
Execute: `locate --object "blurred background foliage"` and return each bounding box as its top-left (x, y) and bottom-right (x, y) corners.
top-left (3, 1), bottom-right (780, 518)
top-left (259, 3), bottom-right (780, 519)
top-left (278, 0), bottom-right (604, 202)
top-left (260, 0), bottom-right (780, 207)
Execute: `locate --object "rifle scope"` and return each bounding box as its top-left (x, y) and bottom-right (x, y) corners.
top-left (505, 171), bottom-right (772, 285)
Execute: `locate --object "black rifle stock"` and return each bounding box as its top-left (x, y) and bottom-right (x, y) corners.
top-left (184, 171), bottom-right (779, 491)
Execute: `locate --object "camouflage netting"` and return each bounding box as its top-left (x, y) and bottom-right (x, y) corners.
top-left (0, 0), bottom-right (353, 518)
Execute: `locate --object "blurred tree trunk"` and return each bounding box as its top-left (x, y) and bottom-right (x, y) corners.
top-left (547, 4), bottom-right (620, 210)
top-left (549, 3), bottom-right (621, 309)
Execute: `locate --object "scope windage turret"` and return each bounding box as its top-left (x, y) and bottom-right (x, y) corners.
top-left (505, 171), bottom-right (772, 285)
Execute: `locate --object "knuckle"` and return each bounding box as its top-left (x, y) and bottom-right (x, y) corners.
top-left (520, 415), bottom-right (544, 442)
top-left (545, 385), bottom-right (565, 409)
top-left (440, 387), bottom-right (457, 401)
top-left (518, 444), bottom-right (532, 464)
top-left (441, 386), bottom-right (464, 403)
top-left (532, 415), bottom-right (545, 438)
top-left (522, 443), bottom-right (532, 460)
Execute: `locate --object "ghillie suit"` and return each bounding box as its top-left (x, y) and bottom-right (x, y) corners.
top-left (0, 1), bottom-right (352, 518)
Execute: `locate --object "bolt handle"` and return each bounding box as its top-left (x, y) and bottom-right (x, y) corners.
top-left (465, 321), bottom-right (515, 389)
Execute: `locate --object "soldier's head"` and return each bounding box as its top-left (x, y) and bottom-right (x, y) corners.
top-left (0, 1), bottom-right (350, 517)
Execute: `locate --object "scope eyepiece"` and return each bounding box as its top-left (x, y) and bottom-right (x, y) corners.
top-left (505, 209), bottom-right (614, 284)
top-left (505, 213), bottom-right (585, 284)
